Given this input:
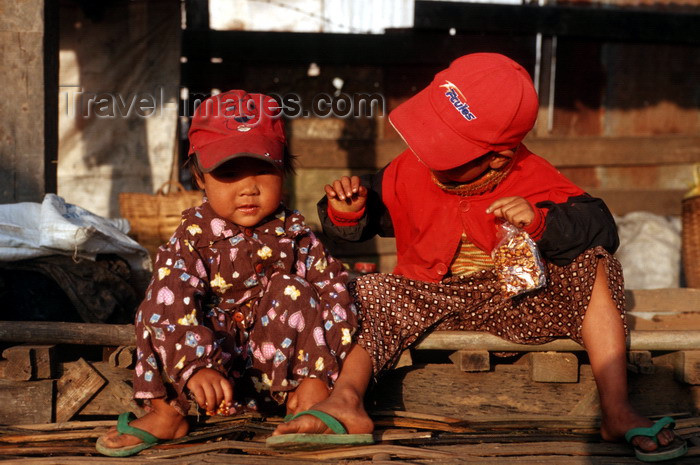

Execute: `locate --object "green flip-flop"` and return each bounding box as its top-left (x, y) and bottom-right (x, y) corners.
top-left (95, 412), bottom-right (162, 457)
top-left (266, 409), bottom-right (374, 450)
top-left (624, 416), bottom-right (688, 462)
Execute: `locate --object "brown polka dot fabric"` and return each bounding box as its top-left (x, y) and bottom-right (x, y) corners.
top-left (349, 247), bottom-right (626, 375)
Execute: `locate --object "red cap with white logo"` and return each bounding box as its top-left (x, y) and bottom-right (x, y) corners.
top-left (188, 90), bottom-right (286, 172)
top-left (389, 53), bottom-right (539, 171)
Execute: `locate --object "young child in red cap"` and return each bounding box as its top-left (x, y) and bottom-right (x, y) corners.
top-left (96, 90), bottom-right (368, 456)
top-left (274, 53), bottom-right (686, 462)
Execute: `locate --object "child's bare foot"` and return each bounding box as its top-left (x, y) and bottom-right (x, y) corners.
top-left (98, 402), bottom-right (189, 449)
top-left (273, 387), bottom-right (373, 436)
top-left (600, 404), bottom-right (676, 452)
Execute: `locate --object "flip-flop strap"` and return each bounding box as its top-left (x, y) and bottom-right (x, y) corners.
top-left (625, 416), bottom-right (676, 445)
top-left (116, 412), bottom-right (160, 445)
top-left (284, 409), bottom-right (347, 434)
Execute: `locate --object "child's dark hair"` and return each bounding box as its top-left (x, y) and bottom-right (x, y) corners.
top-left (184, 146), bottom-right (297, 190)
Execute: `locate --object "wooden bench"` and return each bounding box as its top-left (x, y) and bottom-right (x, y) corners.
top-left (407, 288), bottom-right (700, 383)
top-left (0, 288), bottom-right (698, 423)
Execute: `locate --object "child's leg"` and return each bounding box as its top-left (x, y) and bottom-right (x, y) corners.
top-left (97, 398), bottom-right (189, 448)
top-left (582, 261), bottom-right (675, 452)
top-left (273, 343), bottom-right (374, 435)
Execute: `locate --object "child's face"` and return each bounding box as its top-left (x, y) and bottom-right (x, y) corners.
top-left (431, 149), bottom-right (514, 185)
top-left (198, 157), bottom-right (283, 227)
top-left (431, 152), bottom-right (495, 185)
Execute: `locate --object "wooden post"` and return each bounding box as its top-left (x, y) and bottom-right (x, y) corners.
top-left (529, 352), bottom-right (579, 383)
top-left (0, 0), bottom-right (58, 203)
top-left (627, 350), bottom-right (655, 375)
top-left (0, 346), bottom-right (34, 381)
top-left (656, 351), bottom-right (700, 385)
top-left (108, 346), bottom-right (136, 369)
top-left (449, 350), bottom-right (490, 372)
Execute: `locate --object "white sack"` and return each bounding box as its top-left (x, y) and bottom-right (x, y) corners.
top-left (0, 194), bottom-right (150, 272)
top-left (614, 212), bottom-right (681, 289)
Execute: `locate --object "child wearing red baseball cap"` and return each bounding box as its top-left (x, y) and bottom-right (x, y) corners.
top-left (96, 90), bottom-right (372, 456)
top-left (274, 54), bottom-right (686, 462)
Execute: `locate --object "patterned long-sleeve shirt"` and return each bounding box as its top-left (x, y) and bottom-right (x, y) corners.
top-left (133, 201), bottom-right (357, 402)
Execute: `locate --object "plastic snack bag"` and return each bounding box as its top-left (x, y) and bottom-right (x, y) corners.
top-left (491, 221), bottom-right (546, 298)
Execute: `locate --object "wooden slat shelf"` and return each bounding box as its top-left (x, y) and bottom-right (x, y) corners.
top-left (292, 135), bottom-right (700, 170)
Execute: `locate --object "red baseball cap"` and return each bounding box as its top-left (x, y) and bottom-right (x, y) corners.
top-left (389, 53), bottom-right (539, 171)
top-left (188, 90), bottom-right (286, 172)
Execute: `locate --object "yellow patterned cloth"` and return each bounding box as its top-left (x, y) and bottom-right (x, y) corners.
top-left (450, 233), bottom-right (494, 276)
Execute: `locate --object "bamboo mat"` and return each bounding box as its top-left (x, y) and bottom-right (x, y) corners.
top-left (1, 411), bottom-right (699, 464)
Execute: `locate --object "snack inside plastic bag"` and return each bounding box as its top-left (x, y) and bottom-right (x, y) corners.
top-left (491, 221), bottom-right (546, 298)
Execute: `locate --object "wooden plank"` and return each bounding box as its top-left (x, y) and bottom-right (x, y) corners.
top-left (0, 429), bottom-right (106, 443)
top-left (427, 441), bottom-right (629, 457)
top-left (0, 380), bottom-right (54, 425)
top-left (55, 359), bottom-right (106, 422)
top-left (292, 139), bottom-right (403, 170)
top-left (0, 321), bottom-right (136, 346)
top-left (292, 136), bottom-right (700, 170)
top-left (0, 345), bottom-right (57, 381)
top-left (7, 419), bottom-right (115, 431)
top-left (369, 363), bottom-right (698, 421)
top-left (2, 322), bottom-right (700, 353)
top-left (625, 289), bottom-right (700, 314)
top-left (108, 346), bottom-right (135, 369)
top-left (77, 362), bottom-right (145, 416)
top-left (135, 440), bottom-right (269, 460)
top-left (529, 352), bottom-right (579, 383)
top-left (415, 330), bottom-right (700, 352)
top-left (587, 188), bottom-right (686, 216)
top-left (29, 345), bottom-right (56, 379)
top-left (287, 444), bottom-right (455, 461)
top-left (656, 351), bottom-right (700, 385)
top-left (527, 136), bottom-right (700, 167)
top-left (449, 350), bottom-right (490, 372)
top-left (0, 346), bottom-right (33, 381)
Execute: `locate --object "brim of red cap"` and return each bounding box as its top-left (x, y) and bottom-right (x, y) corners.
top-left (194, 135), bottom-right (284, 173)
top-left (389, 86), bottom-right (490, 171)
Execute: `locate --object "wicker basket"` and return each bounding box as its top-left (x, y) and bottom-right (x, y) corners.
top-left (682, 165), bottom-right (700, 288)
top-left (119, 181), bottom-right (203, 258)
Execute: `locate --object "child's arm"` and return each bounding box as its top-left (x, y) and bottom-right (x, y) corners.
top-left (486, 196), bottom-right (536, 229)
top-left (317, 167), bottom-right (394, 242)
top-left (136, 242), bottom-right (231, 406)
top-left (534, 194), bottom-right (619, 266)
top-left (485, 194), bottom-right (617, 267)
top-left (324, 175), bottom-right (367, 213)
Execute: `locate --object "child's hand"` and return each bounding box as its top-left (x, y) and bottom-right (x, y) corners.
top-left (486, 196), bottom-right (535, 228)
top-left (324, 176), bottom-right (367, 213)
top-left (186, 368), bottom-right (233, 415)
